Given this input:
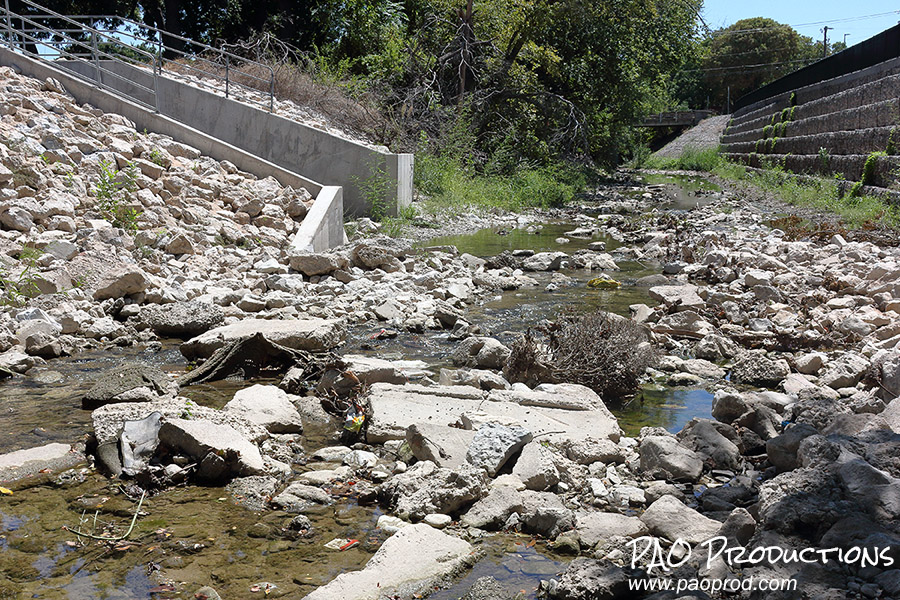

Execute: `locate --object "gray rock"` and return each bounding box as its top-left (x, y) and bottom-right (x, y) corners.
top-left (711, 389), bottom-right (749, 424)
top-left (406, 423), bottom-right (475, 470)
top-left (676, 418), bottom-right (741, 471)
top-left (365, 382), bottom-right (621, 445)
top-left (181, 318), bottom-right (344, 360)
top-left (765, 423), bottom-right (818, 472)
top-left (522, 251), bottom-right (568, 271)
top-left (819, 352), bottom-right (870, 389)
top-left (757, 467), bottom-right (847, 535)
top-left (451, 337), bottom-right (511, 370)
top-left (837, 453), bottom-right (900, 521)
top-left (648, 284), bottom-right (705, 311)
top-left (1, 207), bottom-right (34, 232)
top-left (541, 558), bottom-right (635, 600)
top-left (461, 485), bottom-right (524, 529)
top-left (92, 265), bottom-right (149, 300)
top-left (343, 449), bottom-right (378, 469)
top-left (639, 435), bottom-right (703, 482)
top-left (731, 353), bottom-right (789, 387)
top-left (519, 490), bottom-right (575, 538)
top-left (288, 252), bottom-right (344, 276)
top-left (224, 384), bottom-right (303, 434)
top-left (460, 577), bottom-right (521, 600)
top-left (82, 363), bottom-right (176, 409)
top-left (144, 301), bottom-right (224, 337)
top-left (564, 437), bottom-right (624, 465)
top-left (574, 510), bottom-right (648, 548)
top-left (158, 418), bottom-right (265, 480)
top-left (489, 383), bottom-right (602, 411)
top-left (0, 442), bottom-right (82, 483)
top-left (466, 422), bottom-right (533, 476)
top-left (227, 476), bottom-right (279, 511)
top-left (379, 460), bottom-right (489, 520)
top-left (512, 442), bottom-right (560, 491)
top-left (640, 495), bottom-right (721, 544)
top-left (273, 481), bottom-right (333, 512)
top-left (439, 368), bottom-right (510, 390)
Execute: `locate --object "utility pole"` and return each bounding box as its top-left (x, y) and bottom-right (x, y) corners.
top-left (822, 26), bottom-right (831, 58)
top-left (844, 33), bottom-right (850, 46)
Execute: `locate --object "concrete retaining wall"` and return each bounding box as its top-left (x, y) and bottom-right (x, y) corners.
top-left (721, 54), bottom-right (900, 193)
top-left (61, 59), bottom-right (413, 217)
top-left (0, 48), bottom-right (346, 250)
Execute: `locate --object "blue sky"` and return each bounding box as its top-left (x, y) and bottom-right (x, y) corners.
top-left (700, 1), bottom-right (900, 46)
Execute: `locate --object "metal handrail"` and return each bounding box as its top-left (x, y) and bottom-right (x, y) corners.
top-left (1, 0), bottom-right (160, 111)
top-left (67, 13), bottom-right (275, 111)
top-left (0, 0), bottom-right (276, 113)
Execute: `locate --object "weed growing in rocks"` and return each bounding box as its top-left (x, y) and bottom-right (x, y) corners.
top-left (505, 310), bottom-right (658, 398)
top-left (94, 159), bottom-right (141, 232)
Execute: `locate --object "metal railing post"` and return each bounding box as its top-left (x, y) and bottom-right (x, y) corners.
top-left (91, 28), bottom-right (100, 83)
top-left (4, 0), bottom-right (12, 49)
top-left (224, 53), bottom-right (229, 98)
top-left (269, 75), bottom-right (274, 112)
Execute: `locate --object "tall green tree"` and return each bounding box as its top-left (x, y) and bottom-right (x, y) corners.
top-left (702, 17), bottom-right (819, 108)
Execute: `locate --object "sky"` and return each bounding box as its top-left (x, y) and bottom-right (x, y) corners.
top-left (700, 1), bottom-right (900, 47)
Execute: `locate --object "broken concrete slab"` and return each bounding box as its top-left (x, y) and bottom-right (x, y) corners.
top-left (303, 524), bottom-right (474, 600)
top-left (406, 423), bottom-right (476, 470)
top-left (366, 383), bottom-right (621, 445)
top-left (180, 318), bottom-right (345, 360)
top-left (0, 442), bottom-right (84, 483)
top-left (158, 418), bottom-right (265, 480)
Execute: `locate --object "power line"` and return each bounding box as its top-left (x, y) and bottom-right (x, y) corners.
top-left (680, 57), bottom-right (818, 74)
top-left (707, 10), bottom-right (900, 38)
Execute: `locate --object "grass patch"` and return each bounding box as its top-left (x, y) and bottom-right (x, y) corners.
top-left (714, 160), bottom-right (900, 229)
top-left (643, 146), bottom-right (724, 172)
top-left (646, 147), bottom-right (900, 230)
top-left (414, 154), bottom-right (588, 216)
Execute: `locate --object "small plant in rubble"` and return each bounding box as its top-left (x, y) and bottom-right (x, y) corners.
top-left (94, 159), bottom-right (141, 232)
top-left (505, 309), bottom-right (658, 398)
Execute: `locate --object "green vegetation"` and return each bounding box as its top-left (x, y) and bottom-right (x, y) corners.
top-left (643, 146), bottom-right (724, 172)
top-left (887, 128), bottom-right (898, 156)
top-left (649, 147), bottom-right (899, 229)
top-left (414, 153), bottom-right (586, 215)
top-left (0, 246), bottom-right (43, 306)
top-left (94, 159), bottom-right (141, 232)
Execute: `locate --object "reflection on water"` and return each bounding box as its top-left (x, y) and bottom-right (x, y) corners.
top-left (612, 386), bottom-right (715, 437)
top-left (431, 542), bottom-right (564, 600)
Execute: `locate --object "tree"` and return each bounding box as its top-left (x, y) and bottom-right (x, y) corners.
top-left (702, 17), bottom-right (819, 109)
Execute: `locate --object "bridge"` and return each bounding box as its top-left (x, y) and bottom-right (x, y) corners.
top-left (638, 110), bottom-right (717, 128)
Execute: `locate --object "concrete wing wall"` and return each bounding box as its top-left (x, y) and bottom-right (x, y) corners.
top-left (61, 60), bottom-right (413, 218)
top-left (0, 48), bottom-right (346, 251)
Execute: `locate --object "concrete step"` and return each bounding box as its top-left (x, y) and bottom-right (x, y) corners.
top-left (794, 73), bottom-right (900, 123)
top-left (724, 152), bottom-right (900, 187)
top-left (721, 99), bottom-right (899, 146)
top-left (733, 55), bottom-right (900, 120)
top-left (723, 126), bottom-right (897, 157)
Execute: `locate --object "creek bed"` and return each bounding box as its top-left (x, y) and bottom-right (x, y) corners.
top-left (1, 176), bottom-right (727, 598)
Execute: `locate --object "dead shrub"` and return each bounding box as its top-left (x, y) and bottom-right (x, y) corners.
top-left (504, 310), bottom-right (658, 398)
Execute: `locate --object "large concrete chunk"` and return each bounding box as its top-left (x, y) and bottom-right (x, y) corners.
top-left (224, 384), bottom-right (303, 433)
top-left (640, 495), bottom-right (721, 544)
top-left (92, 265), bottom-right (148, 300)
top-left (157, 418), bottom-right (265, 479)
top-left (406, 423), bottom-right (475, 470)
top-left (575, 511), bottom-right (648, 548)
top-left (367, 383), bottom-right (621, 445)
top-left (512, 442), bottom-right (560, 491)
top-left (648, 284), bottom-right (705, 311)
top-left (180, 318), bottom-right (345, 359)
top-left (488, 383), bottom-right (603, 411)
top-left (0, 443), bottom-right (83, 483)
top-left (466, 423), bottom-right (532, 476)
top-left (144, 301), bottom-right (224, 337)
top-left (303, 524), bottom-right (474, 600)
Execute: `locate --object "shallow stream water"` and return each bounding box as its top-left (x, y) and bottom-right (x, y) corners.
top-left (0, 175), bottom-right (720, 598)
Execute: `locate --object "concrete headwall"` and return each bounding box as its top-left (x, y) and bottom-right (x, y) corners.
top-left (61, 59), bottom-right (413, 217)
top-left (0, 47), bottom-right (346, 250)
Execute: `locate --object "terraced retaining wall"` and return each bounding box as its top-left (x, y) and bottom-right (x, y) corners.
top-left (722, 30), bottom-right (900, 196)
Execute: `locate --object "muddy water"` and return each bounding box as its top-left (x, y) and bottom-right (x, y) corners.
top-left (0, 177), bottom-right (721, 598)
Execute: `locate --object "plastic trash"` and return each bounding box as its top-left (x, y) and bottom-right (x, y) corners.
top-left (324, 537), bottom-right (360, 551)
